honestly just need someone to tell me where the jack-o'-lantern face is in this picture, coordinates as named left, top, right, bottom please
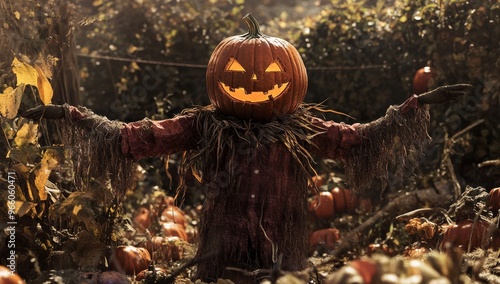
left=206, top=14, right=308, bottom=121
left=219, top=58, right=289, bottom=103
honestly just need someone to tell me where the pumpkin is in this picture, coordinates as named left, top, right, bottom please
left=133, top=206, right=152, bottom=232
left=309, top=191, right=335, bottom=219
left=309, top=228, right=341, bottom=252
left=206, top=13, right=308, bottom=121
left=367, top=243, right=395, bottom=256
left=0, top=265, right=25, bottom=284
left=331, top=187, right=360, bottom=213
left=309, top=187, right=371, bottom=219
left=440, top=219, right=500, bottom=251
left=489, top=187, right=500, bottom=215
left=412, top=66, right=436, bottom=95
left=161, top=222, right=188, bottom=242
left=159, top=206, right=187, bottom=228
left=110, top=246, right=151, bottom=276
left=96, top=271, right=131, bottom=284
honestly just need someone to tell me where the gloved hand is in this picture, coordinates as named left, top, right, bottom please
left=417, top=84, right=473, bottom=105
left=21, top=104, right=65, bottom=120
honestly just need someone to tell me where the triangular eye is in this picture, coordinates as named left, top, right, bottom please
left=225, top=58, right=245, bottom=72
left=265, top=61, right=282, bottom=72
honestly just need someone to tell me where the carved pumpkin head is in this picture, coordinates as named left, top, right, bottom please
left=206, top=14, right=308, bottom=121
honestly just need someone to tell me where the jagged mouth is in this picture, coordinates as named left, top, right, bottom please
left=218, top=81, right=289, bottom=102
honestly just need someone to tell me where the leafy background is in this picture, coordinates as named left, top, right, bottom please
left=0, top=0, right=499, bottom=282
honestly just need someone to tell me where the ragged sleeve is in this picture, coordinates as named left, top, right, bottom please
left=311, top=95, right=430, bottom=193
left=59, top=105, right=199, bottom=197
left=120, top=115, right=199, bottom=161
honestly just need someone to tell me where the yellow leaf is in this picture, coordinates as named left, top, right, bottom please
left=0, top=85, right=25, bottom=119
left=12, top=57, right=38, bottom=87
left=14, top=11, right=20, bottom=20
left=14, top=122, right=38, bottom=147
left=34, top=149, right=60, bottom=201
left=14, top=201, right=36, bottom=217
left=35, top=66, right=53, bottom=104
left=73, top=204, right=83, bottom=216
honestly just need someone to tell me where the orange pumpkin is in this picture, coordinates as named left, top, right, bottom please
left=440, top=220, right=500, bottom=251
left=0, top=265, right=25, bottom=284
left=133, top=206, right=152, bottom=232
left=309, top=191, right=335, bottom=219
left=367, top=243, right=395, bottom=256
left=331, top=187, right=360, bottom=213
left=110, top=246, right=151, bottom=275
left=489, top=187, right=500, bottom=215
left=412, top=66, right=436, bottom=95
left=162, top=222, right=188, bottom=242
left=206, top=13, right=308, bottom=121
left=309, top=228, right=341, bottom=252
left=159, top=206, right=187, bottom=228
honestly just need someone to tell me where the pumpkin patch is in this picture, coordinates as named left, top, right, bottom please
left=2, top=1, right=497, bottom=283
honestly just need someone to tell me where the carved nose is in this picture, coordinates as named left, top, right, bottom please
left=251, top=73, right=258, bottom=81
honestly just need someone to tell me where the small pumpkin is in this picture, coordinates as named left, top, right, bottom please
left=412, top=66, right=436, bottom=95
left=309, top=228, right=341, bottom=252
left=133, top=206, right=152, bottom=232
left=0, top=265, right=25, bottom=284
left=206, top=13, right=308, bottom=121
left=489, top=187, right=500, bottom=215
left=440, top=219, right=500, bottom=251
left=159, top=206, right=187, bottom=228
left=96, top=271, right=131, bottom=284
left=309, top=187, right=371, bottom=219
left=162, top=222, right=188, bottom=242
left=110, top=246, right=151, bottom=276
left=367, top=243, right=395, bottom=256
left=331, top=187, right=360, bottom=213
left=309, top=191, right=335, bottom=219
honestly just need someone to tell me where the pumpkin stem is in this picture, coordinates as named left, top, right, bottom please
left=243, top=13, right=262, bottom=38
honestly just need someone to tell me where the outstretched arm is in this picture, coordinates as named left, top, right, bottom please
left=312, top=84, right=472, bottom=194
left=22, top=104, right=199, bottom=160
left=417, top=84, right=473, bottom=105
left=22, top=104, right=199, bottom=195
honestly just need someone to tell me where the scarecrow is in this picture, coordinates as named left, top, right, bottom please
left=24, top=14, right=471, bottom=283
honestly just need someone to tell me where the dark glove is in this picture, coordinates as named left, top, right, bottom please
left=22, top=104, right=65, bottom=120
left=417, top=84, right=473, bottom=105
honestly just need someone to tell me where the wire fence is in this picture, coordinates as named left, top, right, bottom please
left=76, top=53, right=391, bottom=71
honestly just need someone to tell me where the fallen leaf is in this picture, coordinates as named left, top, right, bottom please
left=34, top=149, right=61, bottom=201
left=14, top=201, right=37, bottom=218
left=0, top=85, right=25, bottom=119
left=14, top=122, right=38, bottom=147
left=12, top=57, right=38, bottom=87
left=35, top=66, right=53, bottom=104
